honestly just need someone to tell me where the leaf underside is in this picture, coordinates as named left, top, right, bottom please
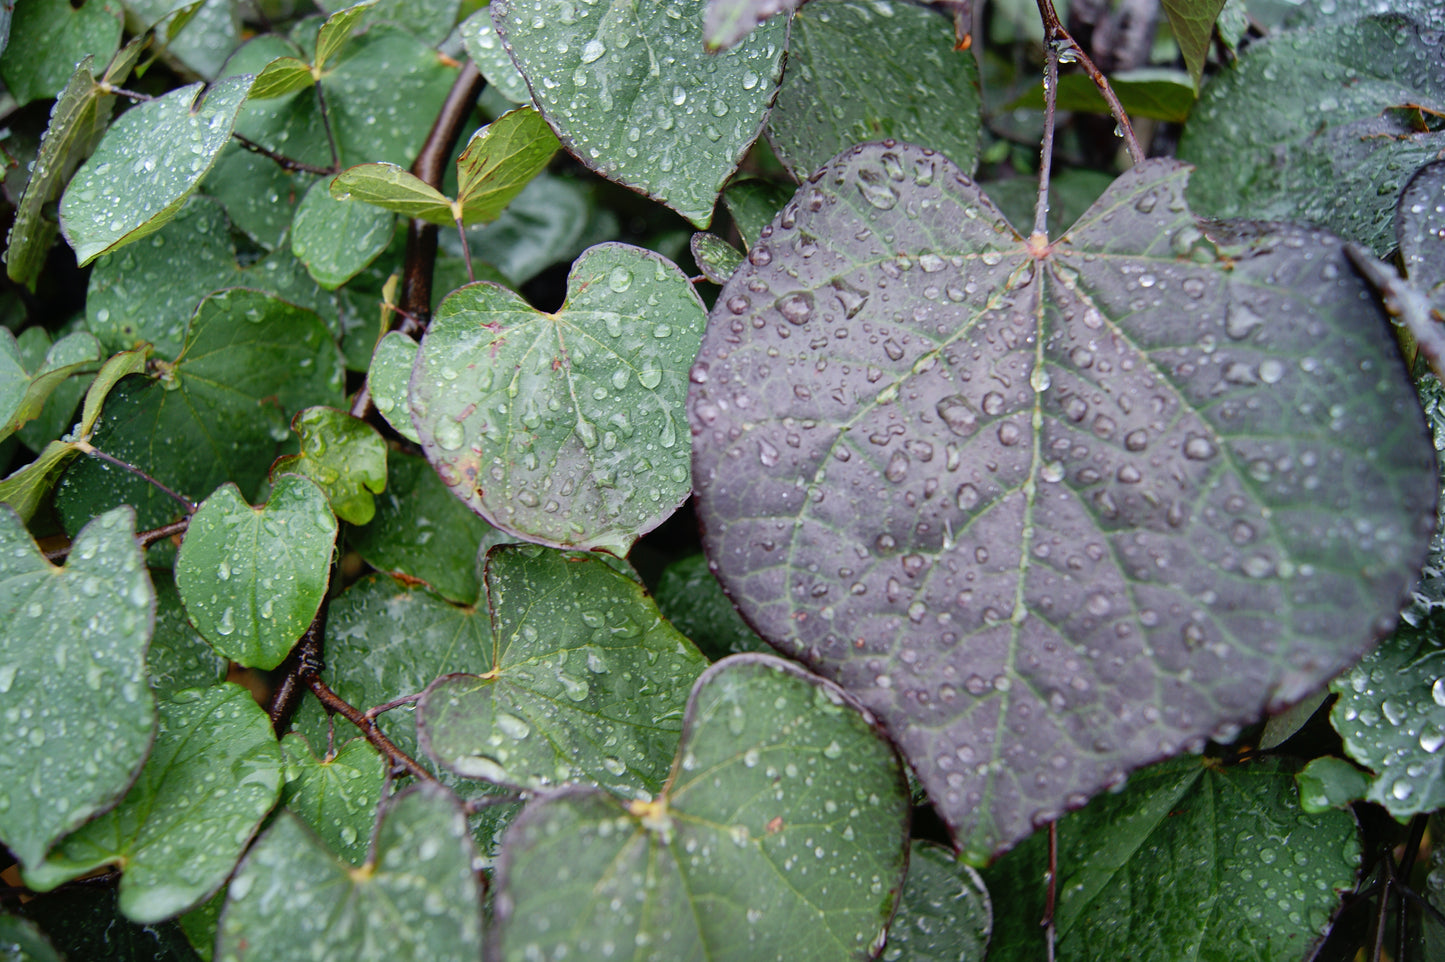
left=688, top=141, right=1437, bottom=861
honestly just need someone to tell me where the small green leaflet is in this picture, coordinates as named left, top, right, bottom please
left=0, top=329, right=101, bottom=442
left=272, top=406, right=387, bottom=525
left=1162, top=0, right=1229, bottom=92
left=290, top=179, right=393, bottom=290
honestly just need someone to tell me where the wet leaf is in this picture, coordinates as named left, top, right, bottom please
left=0, top=506, right=155, bottom=872
left=148, top=570, right=229, bottom=696
left=12, top=327, right=99, bottom=453
left=463, top=171, right=618, bottom=286
left=983, top=755, right=1360, bottom=962
left=691, top=232, right=744, bottom=284
left=216, top=783, right=484, bottom=962
left=722, top=177, right=792, bottom=248
left=280, top=733, right=385, bottom=866
left=768, top=0, right=981, bottom=180
left=1330, top=612, right=1445, bottom=816
left=128, top=0, right=240, bottom=79
left=1009, top=69, right=1199, bottom=123
left=413, top=244, right=706, bottom=555
left=176, top=475, right=337, bottom=670
left=703, top=0, right=799, bottom=50
left=0, top=0, right=121, bottom=107
left=0, top=329, right=102, bottom=442
left=1258, top=689, right=1328, bottom=750
left=314, top=0, right=378, bottom=72
left=201, top=147, right=308, bottom=251
left=317, top=0, right=460, bottom=44
left=982, top=169, right=1114, bottom=237
left=493, top=0, right=788, bottom=226
left=491, top=654, right=910, bottom=962
left=1398, top=159, right=1445, bottom=308
left=459, top=7, right=531, bottom=103
left=60, top=74, right=254, bottom=266
left=290, top=179, right=393, bottom=290
left=419, top=545, right=708, bottom=796
left=350, top=450, right=502, bottom=604
left=330, top=163, right=455, bottom=225
left=882, top=841, right=991, bottom=962
left=455, top=107, right=559, bottom=225
left=1179, top=13, right=1445, bottom=256
left=654, top=553, right=770, bottom=660
left=272, top=406, right=387, bottom=525
left=1162, top=0, right=1228, bottom=92
left=1296, top=756, right=1371, bottom=812
left=0, top=914, right=61, bottom=962
left=247, top=57, right=314, bottom=101
left=23, top=684, right=284, bottom=924
left=688, top=143, right=1437, bottom=861
left=365, top=331, right=421, bottom=442
left=56, top=288, right=344, bottom=532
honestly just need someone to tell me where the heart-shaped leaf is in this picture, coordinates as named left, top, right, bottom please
left=493, top=0, right=788, bottom=226
left=419, top=545, right=708, bottom=797
left=23, top=683, right=284, bottom=924
left=0, top=506, right=155, bottom=871
left=491, top=654, right=909, bottom=962
left=60, top=74, right=254, bottom=266
left=413, top=243, right=706, bottom=555
left=290, top=179, right=393, bottom=290
left=884, top=840, right=992, bottom=962
left=176, top=475, right=337, bottom=669
left=687, top=143, right=1437, bottom=861
left=216, top=783, right=484, bottom=962
left=272, top=406, right=387, bottom=525
left=455, top=107, right=559, bottom=225
left=280, top=733, right=385, bottom=866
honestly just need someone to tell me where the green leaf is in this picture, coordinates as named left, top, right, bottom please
left=1163, top=0, right=1228, bottom=92
left=492, top=654, right=910, bottom=962
left=690, top=231, right=743, bottom=285
left=494, top=0, right=788, bottom=226
left=1258, top=689, right=1328, bottom=750
left=330, top=162, right=456, bottom=225
left=314, top=0, right=378, bottom=73
left=419, top=545, right=708, bottom=796
left=56, top=288, right=344, bottom=532
left=0, top=0, right=122, bottom=107
left=247, top=56, right=315, bottom=100
left=688, top=145, right=1437, bottom=861
left=1010, top=68, right=1199, bottom=123
left=982, top=756, right=1360, bottom=962
left=176, top=476, right=337, bottom=670
left=350, top=450, right=502, bottom=604
left=0, top=506, right=155, bottom=871
left=1297, top=756, right=1372, bottom=813
left=272, top=406, right=387, bottom=525
left=768, top=0, right=981, bottom=179
left=1179, top=13, right=1445, bottom=256
left=60, top=74, right=254, bottom=266
left=0, top=330, right=103, bottom=442
left=722, top=177, right=791, bottom=249
left=459, top=8, right=531, bottom=103
left=654, top=553, right=769, bottom=660
left=1330, top=612, right=1445, bottom=816
left=463, top=171, right=618, bottom=286
left=129, top=0, right=241, bottom=79
left=291, top=179, right=394, bottom=290
left=884, top=841, right=992, bottom=962
left=148, top=569, right=228, bottom=696
left=217, top=783, right=484, bottom=962
left=365, top=331, right=421, bottom=443
left=22, top=684, right=284, bottom=924
left=316, top=0, right=461, bottom=44
left=982, top=169, right=1114, bottom=235
left=280, top=733, right=385, bottom=866
left=0, top=914, right=62, bottom=962
left=413, top=244, right=706, bottom=555
left=13, top=327, right=98, bottom=454
left=455, top=106, right=559, bottom=225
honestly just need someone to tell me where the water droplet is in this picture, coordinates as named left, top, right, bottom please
left=937, top=395, right=979, bottom=436
left=581, top=39, right=606, bottom=63
left=608, top=267, right=633, bottom=292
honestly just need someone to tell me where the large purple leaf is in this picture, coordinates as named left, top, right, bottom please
left=687, top=142, right=1437, bottom=861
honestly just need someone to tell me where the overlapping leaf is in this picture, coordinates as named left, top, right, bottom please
left=1162, top=0, right=1228, bottom=91
left=654, top=553, right=770, bottom=660
left=1398, top=159, right=1445, bottom=307
left=459, top=7, right=531, bottom=103
left=148, top=570, right=228, bottom=696
left=413, top=243, right=705, bottom=555
left=493, top=0, right=788, bottom=226
left=272, top=406, right=387, bottom=525
left=883, top=841, right=992, bottom=962
left=0, top=330, right=101, bottom=442
left=290, top=179, right=393, bottom=290
left=688, top=143, right=1437, bottom=861
left=280, top=733, right=385, bottom=866
left=0, top=0, right=122, bottom=106
left=0, top=507, right=155, bottom=871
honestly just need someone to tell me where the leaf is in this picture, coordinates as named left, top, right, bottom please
left=1398, top=158, right=1445, bottom=308
left=23, top=684, right=284, bottom=924
left=1162, top=0, right=1228, bottom=92
left=317, top=0, right=461, bottom=44
left=175, top=475, right=337, bottom=670
left=291, top=179, right=394, bottom=290
left=247, top=56, right=315, bottom=100
left=0, top=0, right=122, bottom=107
left=418, top=545, right=708, bottom=796
left=883, top=841, right=992, bottom=962
left=148, top=570, right=228, bottom=696
left=413, top=243, right=706, bottom=555
left=1329, top=612, right=1445, bottom=815
left=350, top=450, right=502, bottom=604
left=982, top=169, right=1114, bottom=236
left=0, top=506, right=155, bottom=871
left=1009, top=69, right=1199, bottom=123
left=216, top=783, right=484, bottom=962
left=654, top=553, right=770, bottom=659
left=459, top=7, right=531, bottom=103
left=60, top=74, right=254, bottom=266
left=1178, top=13, right=1445, bottom=256
left=331, top=163, right=455, bottom=224
left=314, top=0, right=378, bottom=73
left=272, top=406, right=387, bottom=525
left=687, top=143, right=1437, bottom=861
left=201, top=146, right=308, bottom=250
left=365, top=331, right=422, bottom=443
left=13, top=328, right=100, bottom=453
left=690, top=232, right=744, bottom=284
left=722, top=177, right=792, bottom=248
left=981, top=756, right=1361, bottom=961
left=1258, top=689, right=1328, bottom=750
left=130, top=0, right=241, bottom=79
left=455, top=106, right=559, bottom=225
left=280, top=733, right=385, bottom=866
left=768, top=0, right=981, bottom=180
left=56, top=288, right=344, bottom=532
left=464, top=171, right=618, bottom=286
left=493, top=0, right=789, bottom=226
left=1297, top=756, right=1372, bottom=813
left=703, top=0, right=800, bottom=50
left=0, top=329, right=101, bottom=442
left=0, top=914, right=62, bottom=962
left=491, top=653, right=910, bottom=962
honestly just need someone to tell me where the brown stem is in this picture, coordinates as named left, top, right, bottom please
left=308, top=677, right=435, bottom=782
left=266, top=610, right=327, bottom=736
left=43, top=516, right=191, bottom=563
left=1033, top=0, right=1145, bottom=165
left=231, top=132, right=337, bottom=176
left=314, top=81, right=342, bottom=173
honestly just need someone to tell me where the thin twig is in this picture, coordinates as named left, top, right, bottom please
left=1396, top=814, right=1429, bottom=962
left=74, top=441, right=195, bottom=512
left=314, top=81, right=342, bottom=174
left=1033, top=0, right=1144, bottom=165
left=1043, top=819, right=1059, bottom=962
left=97, top=82, right=154, bottom=102
left=1033, top=39, right=1061, bottom=240
left=455, top=218, right=476, bottom=284
left=463, top=792, right=526, bottom=814
left=267, top=611, right=326, bottom=736
left=231, top=132, right=337, bottom=176
left=309, top=677, right=436, bottom=783
left=1369, top=854, right=1393, bottom=962
left=365, top=692, right=423, bottom=721
left=43, top=516, right=192, bottom=563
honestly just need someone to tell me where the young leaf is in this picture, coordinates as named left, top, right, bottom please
left=690, top=232, right=744, bottom=284
left=884, top=841, right=992, bottom=962
left=175, top=476, right=337, bottom=670
left=458, top=7, right=532, bottom=103
left=687, top=143, right=1437, bottom=861
left=365, top=331, right=422, bottom=443
left=0, top=0, right=122, bottom=107
left=280, top=733, right=385, bottom=866
left=290, top=179, right=394, bottom=290
left=247, top=56, right=315, bottom=100
left=455, top=106, right=559, bottom=225
left=493, top=0, right=788, bottom=226
left=768, top=0, right=982, bottom=180
left=418, top=545, right=708, bottom=797
left=216, top=783, right=485, bottom=962
left=272, top=406, right=387, bottom=525
left=491, top=654, right=910, bottom=962
left=316, top=0, right=461, bottom=44
left=330, top=162, right=455, bottom=225
left=412, top=244, right=706, bottom=556
left=982, top=756, right=1361, bottom=961
left=0, top=329, right=102, bottom=442
left=22, top=684, right=284, bottom=925
left=1162, top=0, right=1228, bottom=92
left=313, top=0, right=378, bottom=73
left=60, top=74, right=254, bottom=266
left=0, top=506, right=155, bottom=872
left=704, top=0, right=800, bottom=50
